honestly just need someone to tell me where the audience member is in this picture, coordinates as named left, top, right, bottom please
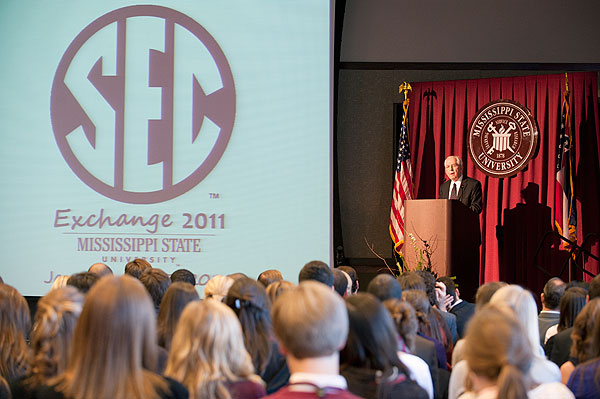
left=560, top=298, right=600, bottom=384
left=264, top=281, right=362, bottom=399
left=124, top=258, right=152, bottom=279
left=140, top=268, right=172, bottom=312
left=87, top=262, right=113, bottom=277
left=265, top=281, right=294, bottom=305
left=383, top=298, right=434, bottom=399
left=157, top=282, right=200, bottom=351
left=545, top=287, right=587, bottom=343
left=204, top=275, right=234, bottom=302
left=538, top=277, right=566, bottom=345
left=473, top=281, right=507, bottom=310
left=228, top=272, right=248, bottom=281
left=460, top=303, right=573, bottom=399
left=225, top=278, right=289, bottom=394
left=258, top=270, right=283, bottom=288
left=565, top=280, right=590, bottom=293
left=340, top=293, right=428, bottom=399
left=10, top=287, right=83, bottom=398
left=367, top=273, right=403, bottom=302
left=0, top=284, right=30, bottom=382
left=36, top=276, right=187, bottom=398
left=566, top=302, right=600, bottom=398
left=166, top=300, right=265, bottom=399
left=333, top=269, right=349, bottom=297
left=397, top=271, right=426, bottom=291
left=417, top=270, right=457, bottom=345
left=437, top=276, right=475, bottom=339
left=338, top=266, right=359, bottom=294
left=298, top=260, right=333, bottom=287
left=50, top=275, right=70, bottom=291
left=588, top=274, right=600, bottom=300
left=170, top=269, right=196, bottom=286
left=66, top=272, right=99, bottom=294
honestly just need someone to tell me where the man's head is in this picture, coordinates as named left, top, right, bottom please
left=170, top=268, right=196, bottom=286
left=88, top=263, right=113, bottom=278
left=298, top=260, right=334, bottom=287
left=332, top=269, right=349, bottom=297
left=397, top=271, right=425, bottom=292
left=338, top=266, right=359, bottom=294
left=444, top=155, right=463, bottom=182
left=367, top=273, right=403, bottom=302
left=541, top=277, right=566, bottom=310
left=271, top=281, right=348, bottom=359
left=67, top=272, right=100, bottom=294
left=437, top=276, right=457, bottom=303
left=139, top=268, right=171, bottom=311
left=124, top=258, right=152, bottom=279
left=257, top=269, right=283, bottom=288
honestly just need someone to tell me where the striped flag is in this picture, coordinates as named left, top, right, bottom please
left=390, top=87, right=414, bottom=253
left=554, top=74, right=577, bottom=248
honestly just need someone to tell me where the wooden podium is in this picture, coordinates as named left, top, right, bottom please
left=404, top=199, right=481, bottom=301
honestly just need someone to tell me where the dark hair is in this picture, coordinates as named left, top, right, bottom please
left=333, top=269, right=349, bottom=296
left=139, top=268, right=171, bottom=310
left=299, top=261, right=333, bottom=287
left=225, top=278, right=273, bottom=375
left=543, top=277, right=565, bottom=309
left=367, top=274, right=403, bottom=302
left=124, top=258, right=152, bottom=279
left=397, top=272, right=425, bottom=291
left=341, top=293, right=410, bottom=375
left=170, top=269, right=196, bottom=286
left=437, top=276, right=456, bottom=300
left=157, top=282, right=199, bottom=350
left=338, top=266, right=358, bottom=293
left=557, top=287, right=587, bottom=332
left=383, top=298, right=418, bottom=352
left=566, top=280, right=590, bottom=293
left=416, top=270, right=437, bottom=307
left=67, top=272, right=100, bottom=294
left=257, top=269, right=283, bottom=287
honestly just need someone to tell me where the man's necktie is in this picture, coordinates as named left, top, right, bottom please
left=450, top=183, right=458, bottom=200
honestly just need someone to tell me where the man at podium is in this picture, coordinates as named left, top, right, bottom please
left=439, top=156, right=482, bottom=214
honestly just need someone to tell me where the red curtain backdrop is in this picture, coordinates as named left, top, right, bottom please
left=407, top=72, right=600, bottom=293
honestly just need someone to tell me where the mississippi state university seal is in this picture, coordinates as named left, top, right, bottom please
left=468, top=99, right=538, bottom=178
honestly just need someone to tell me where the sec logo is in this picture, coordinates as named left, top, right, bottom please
left=51, top=5, right=236, bottom=203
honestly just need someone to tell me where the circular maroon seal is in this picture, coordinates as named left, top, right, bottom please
left=468, top=99, right=538, bottom=178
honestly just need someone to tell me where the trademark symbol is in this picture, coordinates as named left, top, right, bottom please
left=209, top=193, right=220, bottom=199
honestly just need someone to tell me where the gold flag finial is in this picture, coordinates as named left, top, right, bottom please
left=565, top=73, right=569, bottom=93
left=399, top=82, right=412, bottom=126
left=399, top=82, right=412, bottom=98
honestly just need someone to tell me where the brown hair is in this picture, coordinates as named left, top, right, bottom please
left=165, top=300, right=262, bottom=399
left=570, top=298, right=600, bottom=362
left=383, top=298, right=418, bottom=352
left=124, top=258, right=152, bottom=279
left=0, top=284, right=30, bottom=381
left=53, top=276, right=168, bottom=399
left=265, top=280, right=294, bottom=304
left=258, top=269, right=283, bottom=287
left=26, top=287, right=84, bottom=388
left=139, top=268, right=171, bottom=310
left=157, top=282, right=200, bottom=350
left=464, top=304, right=532, bottom=399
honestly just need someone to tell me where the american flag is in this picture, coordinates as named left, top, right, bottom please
left=390, top=102, right=414, bottom=253
left=554, top=74, right=577, bottom=249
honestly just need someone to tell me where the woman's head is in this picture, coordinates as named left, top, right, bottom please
left=157, top=282, right=200, bottom=350
left=28, top=286, right=84, bottom=387
left=341, top=293, right=404, bottom=372
left=60, top=275, right=165, bottom=398
left=383, top=298, right=418, bottom=353
left=225, top=277, right=273, bottom=375
left=571, top=298, right=600, bottom=362
left=166, top=300, right=258, bottom=399
left=204, top=275, right=234, bottom=302
left=0, top=283, right=30, bottom=381
left=464, top=304, right=533, bottom=399
left=557, top=287, right=587, bottom=332
left=265, top=280, right=294, bottom=304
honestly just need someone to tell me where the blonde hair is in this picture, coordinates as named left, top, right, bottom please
left=27, top=286, right=84, bottom=388
left=464, top=304, right=533, bottom=399
left=271, top=281, right=348, bottom=359
left=165, top=300, right=261, bottom=399
left=0, top=284, right=30, bottom=381
left=50, top=275, right=70, bottom=291
left=265, top=280, right=294, bottom=304
left=54, top=275, right=167, bottom=399
left=204, top=275, right=234, bottom=302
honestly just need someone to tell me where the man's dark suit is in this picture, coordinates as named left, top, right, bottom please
left=449, top=300, right=475, bottom=339
left=544, top=326, right=573, bottom=367
left=439, top=176, right=483, bottom=214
